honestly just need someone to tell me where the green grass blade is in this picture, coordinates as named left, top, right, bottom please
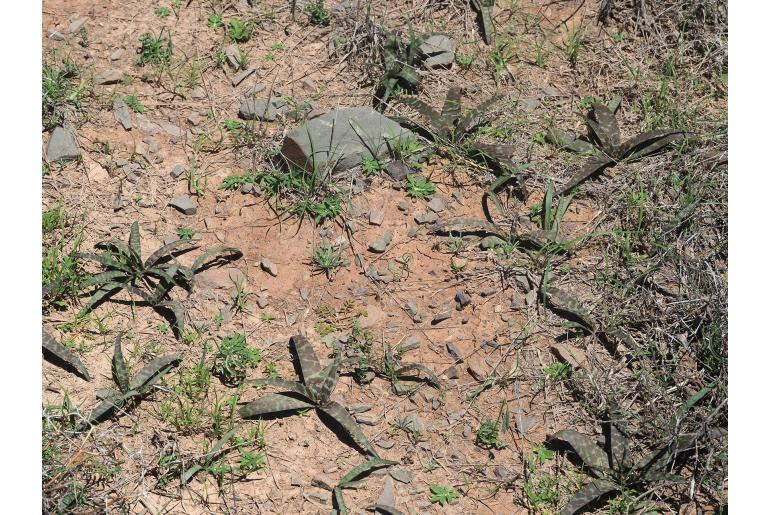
left=319, top=401, right=377, bottom=456
left=239, top=393, right=315, bottom=418
left=548, top=429, right=609, bottom=473
left=181, top=427, right=240, bottom=485
left=129, top=354, right=181, bottom=392
left=112, top=332, right=129, bottom=393
left=42, top=328, right=90, bottom=381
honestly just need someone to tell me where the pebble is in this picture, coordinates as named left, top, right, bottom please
left=369, top=207, right=385, bottom=226
left=354, top=413, right=380, bottom=426
left=480, top=287, right=496, bottom=297
left=444, top=366, right=459, bottom=379
left=463, top=423, right=472, bottom=438
left=455, top=290, right=471, bottom=309
left=306, top=491, right=331, bottom=503
left=446, top=342, right=463, bottom=362
left=427, top=197, right=445, bottom=213
left=191, top=87, right=207, bottom=99
left=452, top=191, right=465, bottom=204
left=494, top=466, right=515, bottom=481
left=299, top=287, right=310, bottom=300
left=231, top=67, right=256, bottom=86
left=431, top=309, right=452, bottom=325
left=368, top=231, right=393, bottom=253
left=48, top=30, right=66, bottom=41
left=323, top=464, right=339, bottom=474
left=68, top=18, right=85, bottom=33
left=169, top=194, right=197, bottom=215
left=481, top=235, right=506, bottom=249
left=46, top=126, right=80, bottom=162
left=291, top=473, right=302, bottom=486
left=225, top=44, right=240, bottom=69
left=244, top=83, right=266, bottom=96
left=110, top=48, right=125, bottom=61
left=405, top=299, right=418, bottom=317
left=397, top=201, right=410, bottom=213
left=95, top=69, right=122, bottom=85
left=400, top=336, right=420, bottom=352
left=414, top=212, right=439, bottom=224
left=261, top=258, right=278, bottom=277
left=256, top=294, right=270, bottom=308
left=389, top=468, right=412, bottom=484
left=377, top=477, right=396, bottom=507
left=467, top=363, right=487, bottom=381
left=516, top=415, right=538, bottom=435
left=113, top=98, right=132, bottom=130
left=347, top=403, right=372, bottom=414
left=170, top=164, right=184, bottom=178
left=311, top=474, right=334, bottom=490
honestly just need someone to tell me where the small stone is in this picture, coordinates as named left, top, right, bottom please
left=95, top=69, right=122, bottom=85
left=432, top=399, right=441, bottom=410
left=427, top=197, right=445, bottom=213
left=260, top=258, right=278, bottom=277
left=196, top=267, right=245, bottom=290
left=455, top=290, right=471, bottom=309
left=400, top=336, right=420, bottom=352
left=225, top=44, right=240, bottom=69
left=291, top=473, right=302, bottom=487
left=407, top=226, right=419, bottom=238
left=405, top=299, right=418, bottom=318
left=385, top=160, right=417, bottom=181
left=369, top=207, right=385, bottom=226
left=520, top=98, right=541, bottom=113
left=48, top=30, right=66, bottom=41
left=414, top=212, right=439, bottom=224
left=347, top=403, right=372, bottom=414
left=377, top=477, right=396, bottom=507
left=516, top=415, right=537, bottom=435
left=113, top=98, right=132, bottom=130
left=169, top=194, right=197, bottom=215
left=239, top=96, right=288, bottom=121
left=110, top=48, right=125, bottom=61
left=450, top=451, right=465, bottom=463
left=446, top=342, right=463, bottom=362
left=231, top=67, right=256, bottom=86
left=463, top=423, right=472, bottom=439
left=122, top=163, right=141, bottom=183
left=451, top=257, right=468, bottom=271
left=377, top=439, right=395, bottom=449
left=46, top=127, right=80, bottom=162
left=550, top=343, right=591, bottom=370
left=494, top=466, right=515, bottom=481
left=148, top=140, right=159, bottom=154
left=311, top=474, right=334, bottom=490
left=191, top=87, right=207, bottom=99
left=444, top=366, right=459, bottom=379
left=323, top=464, right=339, bottom=474
left=452, top=191, right=465, bottom=204
left=431, top=309, right=452, bottom=325
left=170, top=164, right=184, bottom=178
left=467, top=362, right=487, bottom=381
left=306, top=490, right=331, bottom=503
left=68, top=18, right=85, bottom=34
left=256, top=294, right=270, bottom=309
left=299, top=287, right=310, bottom=300
left=244, top=83, right=266, bottom=96
left=419, top=34, right=455, bottom=68
left=480, top=287, right=496, bottom=297
left=240, top=183, right=255, bottom=194
left=397, top=201, right=409, bottom=213
left=390, top=468, right=412, bottom=484
left=368, top=231, right=393, bottom=253
left=354, top=413, right=380, bottom=426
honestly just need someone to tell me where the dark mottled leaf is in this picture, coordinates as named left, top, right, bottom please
left=338, top=457, right=398, bottom=487
left=97, top=240, right=141, bottom=267
left=674, top=383, right=715, bottom=424
left=76, top=252, right=131, bottom=273
left=607, top=424, right=630, bottom=471
left=82, top=391, right=125, bottom=427
left=239, top=393, right=314, bottom=418
left=79, top=282, right=125, bottom=315
left=308, top=352, right=341, bottom=404
left=157, top=300, right=185, bottom=339
left=547, top=128, right=596, bottom=154
left=439, top=87, right=462, bottom=138
left=128, top=221, right=141, bottom=258
left=556, top=156, right=615, bottom=196
left=398, top=95, right=441, bottom=134
left=112, top=332, right=129, bottom=393
left=144, top=239, right=198, bottom=269
left=586, top=103, right=621, bottom=151
left=430, top=218, right=508, bottom=239
left=471, top=0, right=496, bottom=45
left=81, top=270, right=130, bottom=289
left=549, top=429, right=609, bottom=473
left=319, top=401, right=377, bottom=456
left=190, top=246, right=242, bottom=273
left=129, top=354, right=181, bottom=392
left=333, top=487, right=348, bottom=515
left=394, top=364, right=442, bottom=390
left=560, top=479, right=618, bottom=515
left=291, top=334, right=322, bottom=380
left=618, top=129, right=686, bottom=161
left=641, top=470, right=685, bottom=483
left=42, top=328, right=90, bottom=381
left=607, top=95, right=622, bottom=113
left=246, top=378, right=312, bottom=398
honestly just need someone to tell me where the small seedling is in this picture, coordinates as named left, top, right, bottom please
left=543, top=362, right=569, bottom=381
left=136, top=31, right=172, bottom=67
left=312, top=241, right=344, bottom=279
left=361, top=155, right=385, bottom=175
left=239, top=335, right=379, bottom=456
left=476, top=420, right=506, bottom=449
left=456, top=53, right=476, bottom=71
left=123, top=95, right=146, bottom=113
left=306, top=0, right=331, bottom=27
left=430, top=484, right=459, bottom=506
left=212, top=333, right=260, bottom=386
left=219, top=172, right=256, bottom=191
left=405, top=175, right=436, bottom=199
left=227, top=18, right=253, bottom=43
left=155, top=7, right=170, bottom=18
left=176, top=227, right=195, bottom=240
left=207, top=13, right=223, bottom=28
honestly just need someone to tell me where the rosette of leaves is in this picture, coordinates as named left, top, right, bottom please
left=375, top=26, right=427, bottom=108
left=43, top=327, right=90, bottom=381
left=548, top=101, right=687, bottom=195
left=80, top=333, right=180, bottom=429
left=547, top=424, right=714, bottom=514
left=239, top=335, right=378, bottom=456
left=332, top=457, right=400, bottom=514
left=78, top=221, right=241, bottom=338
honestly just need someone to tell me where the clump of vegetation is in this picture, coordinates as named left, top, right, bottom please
left=123, top=95, right=146, bottom=113
left=375, top=28, right=427, bottom=107
left=430, top=484, right=459, bottom=506
left=136, top=31, right=173, bottom=67
left=255, top=166, right=341, bottom=224
left=312, top=241, right=345, bottom=279
left=547, top=100, right=687, bottom=194
left=227, top=18, right=254, bottom=43
left=77, top=221, right=242, bottom=338
left=306, top=0, right=331, bottom=27
left=42, top=54, right=82, bottom=131
left=405, top=175, right=436, bottom=199
left=212, top=333, right=261, bottom=386
left=80, top=333, right=180, bottom=428
left=239, top=335, right=378, bottom=456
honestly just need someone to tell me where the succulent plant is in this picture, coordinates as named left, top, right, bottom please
left=548, top=101, right=687, bottom=195
left=471, top=0, right=496, bottom=45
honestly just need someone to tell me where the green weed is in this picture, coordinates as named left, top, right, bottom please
left=312, top=241, right=344, bottom=279
left=430, top=485, right=459, bottom=506
left=306, top=0, right=331, bottom=26
left=227, top=19, right=253, bottom=43
left=136, top=31, right=172, bottom=67
left=405, top=175, right=436, bottom=199
left=123, top=95, right=146, bottom=113
left=212, top=333, right=260, bottom=386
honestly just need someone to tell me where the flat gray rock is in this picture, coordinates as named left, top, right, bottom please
left=231, top=67, right=255, bottom=86
left=419, top=34, right=455, bottom=69
left=239, top=96, right=287, bottom=121
left=46, top=127, right=80, bottom=162
left=415, top=212, right=439, bottom=224
left=480, top=235, right=506, bottom=249
left=68, top=18, right=86, bottom=34
left=385, top=160, right=418, bottom=181
left=48, top=30, right=66, bottom=41
left=281, top=107, right=415, bottom=172
left=369, top=207, right=385, bottom=226
left=225, top=45, right=240, bottom=69
left=244, top=83, right=266, bottom=96
left=446, top=342, right=463, bottom=362
left=169, top=194, right=197, bottom=215
left=377, top=477, right=396, bottom=507
left=113, top=98, right=132, bottom=130
left=95, top=69, right=122, bottom=85
left=261, top=258, right=278, bottom=277
left=170, top=164, right=184, bottom=178
left=110, top=48, right=125, bottom=61
left=368, top=231, right=393, bottom=253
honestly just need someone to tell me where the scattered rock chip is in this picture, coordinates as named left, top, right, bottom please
left=390, top=468, right=412, bottom=484
left=419, top=34, right=455, bottom=68
left=46, top=127, right=80, bottom=162
left=169, top=194, right=197, bottom=215
left=95, top=69, right=122, bottom=85
left=190, top=87, right=207, bottom=99
left=400, top=336, right=420, bottom=352
left=311, top=474, right=333, bottom=490
left=444, top=366, right=459, bottom=379
left=306, top=490, right=331, bottom=503
left=231, top=67, right=256, bottom=86
left=377, top=477, right=396, bottom=507
left=170, top=164, right=184, bottom=178
left=260, top=258, right=278, bottom=277
left=113, top=98, right=132, bottom=130
left=516, top=415, right=538, bottom=435
left=446, top=342, right=463, bottom=362
left=480, top=287, right=496, bottom=297
left=346, top=403, right=372, bottom=414
left=377, top=439, right=395, bottom=449
left=225, top=45, right=240, bottom=69
left=110, top=48, right=125, bottom=61
left=427, top=197, right=445, bottom=213
left=455, top=290, right=471, bottom=309
left=386, top=160, right=417, bottom=181
left=432, top=309, right=452, bottom=325
left=256, top=294, right=270, bottom=309
left=354, top=413, right=380, bottom=426
left=415, top=212, right=439, bottom=224
left=467, top=362, right=487, bottom=381
left=244, top=83, right=266, bottom=96
left=68, top=18, right=85, bottom=34
left=48, top=30, right=66, bottom=41
left=299, top=287, right=310, bottom=300
left=550, top=343, right=591, bottom=370
left=291, top=473, right=302, bottom=487
left=369, top=207, right=385, bottom=226
left=239, top=96, right=288, bottom=121
left=368, top=231, right=393, bottom=253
